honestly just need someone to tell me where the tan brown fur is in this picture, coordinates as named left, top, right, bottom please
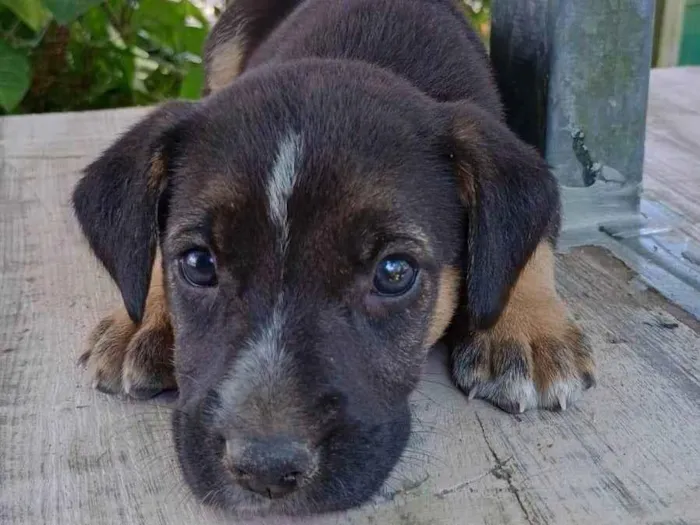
left=146, top=152, right=168, bottom=192
left=487, top=242, right=562, bottom=342
left=425, top=266, right=460, bottom=347
left=81, top=310, right=138, bottom=393
left=206, top=38, right=245, bottom=94
left=453, top=121, right=494, bottom=208
left=471, top=242, right=594, bottom=391
left=80, top=253, right=175, bottom=398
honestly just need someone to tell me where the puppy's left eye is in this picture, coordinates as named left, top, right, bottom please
left=373, top=256, right=418, bottom=296
left=180, top=249, right=217, bottom=287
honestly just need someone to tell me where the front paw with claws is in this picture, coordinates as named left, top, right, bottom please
left=78, top=261, right=175, bottom=399
left=451, top=322, right=595, bottom=413
left=448, top=242, right=595, bottom=413
left=79, top=306, right=176, bottom=399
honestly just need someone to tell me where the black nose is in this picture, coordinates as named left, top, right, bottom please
left=226, top=437, right=314, bottom=499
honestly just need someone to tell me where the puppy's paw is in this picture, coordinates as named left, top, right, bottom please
left=79, top=310, right=137, bottom=395
left=121, top=318, right=176, bottom=399
left=450, top=243, right=595, bottom=413
left=79, top=306, right=175, bottom=400
left=451, top=320, right=595, bottom=413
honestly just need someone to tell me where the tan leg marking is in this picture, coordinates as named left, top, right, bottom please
left=451, top=242, right=595, bottom=413
left=79, top=254, right=176, bottom=399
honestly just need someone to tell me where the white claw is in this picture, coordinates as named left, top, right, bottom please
left=468, top=389, right=477, bottom=401
left=91, top=379, right=99, bottom=390
left=518, top=401, right=526, bottom=414
left=558, top=394, right=567, bottom=411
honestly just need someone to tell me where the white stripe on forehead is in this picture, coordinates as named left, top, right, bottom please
left=216, top=133, right=305, bottom=419
left=267, top=131, right=303, bottom=251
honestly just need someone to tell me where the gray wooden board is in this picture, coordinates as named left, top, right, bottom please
left=1, top=68, right=700, bottom=525
left=645, top=67, right=700, bottom=230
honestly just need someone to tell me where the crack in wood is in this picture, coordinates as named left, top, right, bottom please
left=475, top=413, right=535, bottom=525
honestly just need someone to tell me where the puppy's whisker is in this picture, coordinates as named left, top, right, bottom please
left=416, top=377, right=457, bottom=390
left=201, top=487, right=224, bottom=507
left=409, top=418, right=454, bottom=439
left=171, top=480, right=200, bottom=514
left=129, top=444, right=178, bottom=465
left=409, top=429, right=451, bottom=441
left=175, top=371, right=207, bottom=390
left=115, top=416, right=172, bottom=432
left=102, top=409, right=171, bottom=428
left=401, top=448, right=447, bottom=468
left=139, top=447, right=179, bottom=464
left=131, top=430, right=177, bottom=447
left=409, top=415, right=442, bottom=430
left=410, top=388, right=449, bottom=409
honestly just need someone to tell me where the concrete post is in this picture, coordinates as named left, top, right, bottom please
left=490, top=0, right=656, bottom=240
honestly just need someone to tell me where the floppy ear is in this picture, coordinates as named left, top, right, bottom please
left=72, top=101, right=194, bottom=323
left=445, top=101, right=561, bottom=331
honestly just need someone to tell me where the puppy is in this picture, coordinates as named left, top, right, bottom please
left=73, top=0, right=595, bottom=516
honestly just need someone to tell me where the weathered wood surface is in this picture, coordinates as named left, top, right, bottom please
left=645, top=67, right=700, bottom=240
left=1, top=68, right=700, bottom=525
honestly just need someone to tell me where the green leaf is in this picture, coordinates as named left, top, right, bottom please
left=73, top=5, right=111, bottom=41
left=132, top=0, right=208, bottom=55
left=0, top=40, right=31, bottom=111
left=180, top=25, right=207, bottom=55
left=179, top=63, right=203, bottom=100
left=43, top=0, right=103, bottom=25
left=0, top=0, right=49, bottom=31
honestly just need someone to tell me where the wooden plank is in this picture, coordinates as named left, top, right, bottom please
left=644, top=67, right=700, bottom=227
left=2, top=70, right=700, bottom=524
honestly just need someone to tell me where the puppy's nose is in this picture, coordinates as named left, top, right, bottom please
left=226, top=437, right=314, bottom=499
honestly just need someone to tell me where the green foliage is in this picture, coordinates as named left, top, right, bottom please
left=0, top=0, right=491, bottom=115
left=0, top=0, right=210, bottom=114
left=0, top=39, right=31, bottom=110
left=43, top=0, right=103, bottom=25
left=0, top=0, right=50, bottom=31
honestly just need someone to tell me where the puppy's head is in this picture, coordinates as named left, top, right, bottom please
left=73, top=59, right=558, bottom=516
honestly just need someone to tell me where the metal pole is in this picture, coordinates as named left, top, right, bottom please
left=490, top=0, right=656, bottom=240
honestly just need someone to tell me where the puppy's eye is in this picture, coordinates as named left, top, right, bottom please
left=373, top=256, right=418, bottom=296
left=179, top=249, right=217, bottom=287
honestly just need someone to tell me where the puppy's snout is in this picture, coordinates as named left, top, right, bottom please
left=225, top=437, right=316, bottom=499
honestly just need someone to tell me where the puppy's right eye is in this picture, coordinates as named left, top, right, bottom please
left=179, top=249, right=217, bottom=287
left=373, top=255, right=418, bottom=297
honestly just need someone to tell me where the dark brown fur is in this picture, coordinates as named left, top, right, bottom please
left=73, top=0, right=594, bottom=517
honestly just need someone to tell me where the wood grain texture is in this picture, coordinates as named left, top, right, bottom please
left=1, top=69, right=700, bottom=525
left=644, top=67, right=700, bottom=246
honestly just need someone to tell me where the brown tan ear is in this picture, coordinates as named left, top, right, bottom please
left=72, top=101, right=194, bottom=322
left=445, top=101, right=561, bottom=330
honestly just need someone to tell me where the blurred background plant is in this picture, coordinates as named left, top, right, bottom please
left=2, top=0, right=700, bottom=116
left=0, top=0, right=215, bottom=115
left=0, top=0, right=489, bottom=115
